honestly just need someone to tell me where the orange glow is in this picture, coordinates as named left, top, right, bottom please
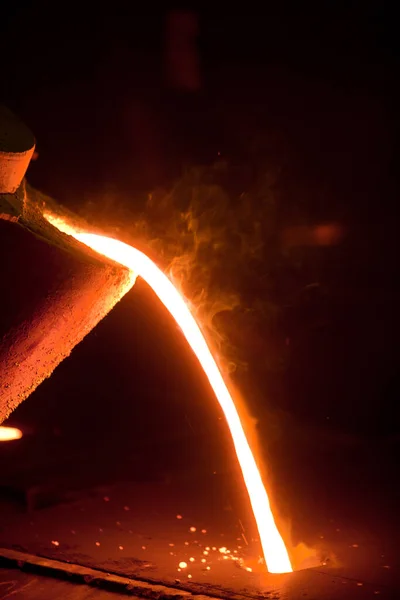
left=0, top=426, right=23, bottom=441
left=45, top=213, right=292, bottom=574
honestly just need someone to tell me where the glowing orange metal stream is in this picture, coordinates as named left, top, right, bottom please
left=45, top=213, right=292, bottom=574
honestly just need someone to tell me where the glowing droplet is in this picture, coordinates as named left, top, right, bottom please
left=51, top=540, right=59, bottom=547
left=189, top=557, right=195, bottom=562
left=95, top=542, right=100, bottom=547
left=118, top=545, right=124, bottom=550
left=169, top=543, right=175, bottom=547
left=176, top=514, right=183, bottom=519
left=246, top=567, right=253, bottom=572
left=188, top=574, right=192, bottom=579
left=206, top=566, right=211, bottom=571
left=142, top=546, right=146, bottom=550
left=184, top=542, right=189, bottom=546
left=201, top=529, right=207, bottom=534
left=189, top=527, right=196, bottom=533
left=0, top=426, right=23, bottom=441
left=219, top=547, right=227, bottom=554
left=201, top=558, right=206, bottom=563
left=203, top=550, right=209, bottom=556
left=179, top=561, right=187, bottom=569
left=205, top=546, right=210, bottom=551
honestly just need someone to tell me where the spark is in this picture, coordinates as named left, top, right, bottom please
left=45, top=213, right=293, bottom=574
left=51, top=541, right=59, bottom=547
left=189, top=557, right=195, bottom=562
left=118, top=545, right=124, bottom=550
left=176, top=515, right=183, bottom=519
left=179, top=562, right=187, bottom=569
left=95, top=542, right=100, bottom=547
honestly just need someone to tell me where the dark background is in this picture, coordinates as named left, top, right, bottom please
left=1, top=1, right=399, bottom=550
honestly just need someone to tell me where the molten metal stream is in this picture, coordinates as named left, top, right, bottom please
left=46, top=214, right=292, bottom=574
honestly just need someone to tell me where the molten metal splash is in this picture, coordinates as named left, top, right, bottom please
left=45, top=213, right=292, bottom=574
left=0, top=426, right=23, bottom=441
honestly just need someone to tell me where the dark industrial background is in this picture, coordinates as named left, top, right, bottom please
left=0, top=1, right=399, bottom=578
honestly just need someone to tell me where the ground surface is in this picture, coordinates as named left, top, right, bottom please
left=0, top=460, right=398, bottom=599
left=0, top=566, right=142, bottom=600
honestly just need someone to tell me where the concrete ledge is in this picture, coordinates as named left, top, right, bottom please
left=0, top=547, right=215, bottom=600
